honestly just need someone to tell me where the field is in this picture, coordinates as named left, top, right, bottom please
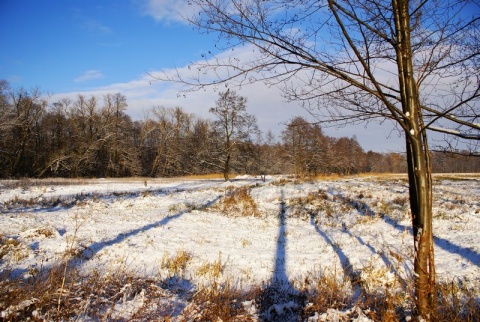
left=1, top=174, right=479, bottom=321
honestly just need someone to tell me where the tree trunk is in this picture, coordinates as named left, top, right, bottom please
left=223, top=153, right=230, bottom=181
left=11, top=129, right=29, bottom=177
left=394, top=0, right=435, bottom=317
left=406, top=135, right=435, bottom=318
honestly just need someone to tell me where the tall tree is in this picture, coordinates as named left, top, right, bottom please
left=0, top=80, right=13, bottom=177
left=0, top=83, right=47, bottom=177
left=161, top=0, right=479, bottom=317
left=101, top=93, right=140, bottom=177
left=210, top=90, right=256, bottom=180
left=188, top=118, right=216, bottom=174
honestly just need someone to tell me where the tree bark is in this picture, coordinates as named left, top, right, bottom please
left=394, top=0, right=435, bottom=317
left=406, top=134, right=435, bottom=318
left=223, top=152, right=230, bottom=181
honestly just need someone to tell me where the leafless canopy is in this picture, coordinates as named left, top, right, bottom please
left=158, top=0, right=479, bottom=154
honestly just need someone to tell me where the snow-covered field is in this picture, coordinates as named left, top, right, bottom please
left=1, top=174, right=479, bottom=320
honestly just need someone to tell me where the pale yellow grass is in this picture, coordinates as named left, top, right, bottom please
left=178, top=173, right=237, bottom=180
left=313, top=173, right=408, bottom=181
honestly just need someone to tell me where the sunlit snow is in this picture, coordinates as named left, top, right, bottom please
left=1, top=175, right=479, bottom=320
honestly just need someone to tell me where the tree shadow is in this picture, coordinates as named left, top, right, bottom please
left=1, top=187, right=176, bottom=215
left=341, top=227, right=409, bottom=288
left=256, top=189, right=306, bottom=321
left=333, top=190, right=480, bottom=267
left=78, top=196, right=222, bottom=266
left=309, top=216, right=366, bottom=300
left=6, top=196, right=222, bottom=279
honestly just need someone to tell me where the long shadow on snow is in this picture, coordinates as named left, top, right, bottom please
left=341, top=227, right=409, bottom=288
left=1, top=178, right=260, bottom=215
left=4, top=196, right=222, bottom=279
left=77, top=195, right=222, bottom=267
left=256, top=189, right=306, bottom=321
left=309, top=216, right=368, bottom=300
left=1, top=187, right=185, bottom=215
left=332, top=190, right=480, bottom=267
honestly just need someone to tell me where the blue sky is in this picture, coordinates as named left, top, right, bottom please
left=0, top=0, right=211, bottom=92
left=0, top=0, right=406, bottom=152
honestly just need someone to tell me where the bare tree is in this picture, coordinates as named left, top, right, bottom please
left=331, top=136, right=366, bottom=175
left=37, top=98, right=72, bottom=177
left=210, top=90, right=256, bottom=180
left=146, top=106, right=187, bottom=176
left=0, top=83, right=47, bottom=177
left=159, top=0, right=479, bottom=317
left=0, top=80, right=13, bottom=177
left=257, top=130, right=281, bottom=179
left=188, top=117, right=216, bottom=174
left=100, top=93, right=140, bottom=177
left=282, top=117, right=332, bottom=177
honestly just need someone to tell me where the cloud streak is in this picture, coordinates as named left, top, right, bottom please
left=83, top=20, right=113, bottom=34
left=139, top=0, right=198, bottom=24
left=74, top=70, right=104, bottom=83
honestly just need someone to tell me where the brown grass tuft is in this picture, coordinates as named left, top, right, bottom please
left=183, top=281, right=253, bottom=321
left=161, top=250, right=192, bottom=276
left=220, top=186, right=260, bottom=217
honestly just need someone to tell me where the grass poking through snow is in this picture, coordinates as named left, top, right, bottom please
left=1, top=262, right=478, bottom=321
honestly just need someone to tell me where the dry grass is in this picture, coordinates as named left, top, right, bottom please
left=0, top=264, right=179, bottom=321
left=0, top=260, right=478, bottom=321
left=219, top=186, right=260, bottom=217
left=161, top=250, right=192, bottom=277
left=312, top=173, right=345, bottom=181
left=301, top=271, right=355, bottom=317
left=0, top=178, right=95, bottom=190
left=433, top=173, right=480, bottom=181
left=179, top=173, right=237, bottom=180
left=288, top=190, right=334, bottom=220
left=183, top=281, right=254, bottom=321
left=269, top=177, right=296, bottom=186
left=196, top=253, right=225, bottom=280
left=0, top=234, right=21, bottom=260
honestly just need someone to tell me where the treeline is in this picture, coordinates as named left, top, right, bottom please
left=0, top=82, right=477, bottom=178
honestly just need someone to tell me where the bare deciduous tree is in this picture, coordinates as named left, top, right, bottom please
left=0, top=84, right=47, bottom=177
left=101, top=93, right=141, bottom=177
left=282, top=117, right=329, bottom=178
left=159, top=0, right=479, bottom=317
left=210, top=90, right=257, bottom=181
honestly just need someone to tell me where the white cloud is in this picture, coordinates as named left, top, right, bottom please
left=74, top=70, right=104, bottom=83
left=139, top=0, right=199, bottom=23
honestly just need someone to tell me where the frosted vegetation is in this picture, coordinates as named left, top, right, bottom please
left=1, top=174, right=479, bottom=320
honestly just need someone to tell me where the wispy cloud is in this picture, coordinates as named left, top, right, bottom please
left=139, top=0, right=199, bottom=23
left=74, top=70, right=104, bottom=83
left=83, top=20, right=113, bottom=34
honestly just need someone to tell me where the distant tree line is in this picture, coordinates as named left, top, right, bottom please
left=0, top=81, right=477, bottom=179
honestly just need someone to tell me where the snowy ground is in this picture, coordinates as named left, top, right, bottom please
left=1, top=174, right=479, bottom=320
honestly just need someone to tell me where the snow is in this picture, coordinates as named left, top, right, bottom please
left=1, top=175, right=479, bottom=320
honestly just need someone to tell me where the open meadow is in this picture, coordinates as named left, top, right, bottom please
left=1, top=174, right=479, bottom=321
